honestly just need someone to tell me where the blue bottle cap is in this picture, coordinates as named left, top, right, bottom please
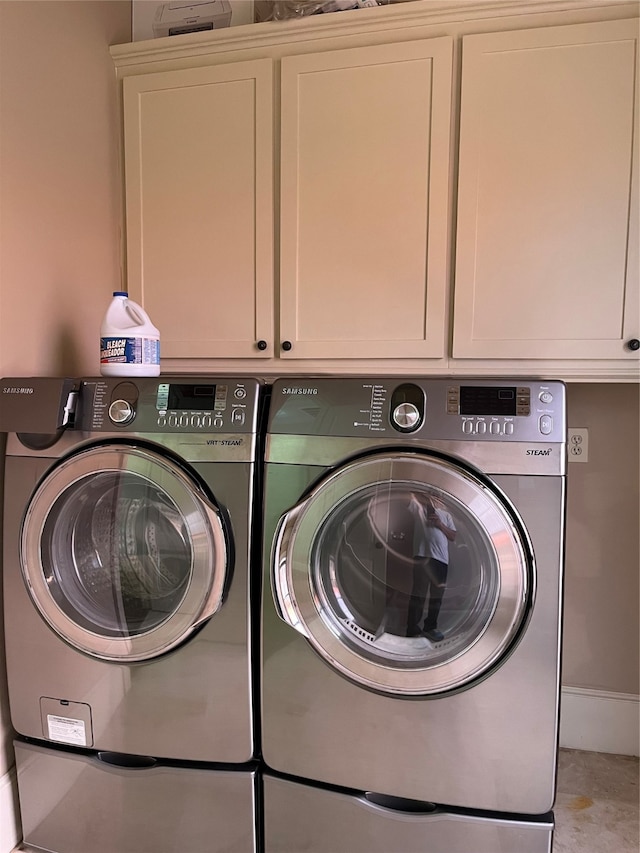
left=113, top=291, right=128, bottom=297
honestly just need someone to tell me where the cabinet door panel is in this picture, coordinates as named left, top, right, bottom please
left=454, top=19, right=639, bottom=360
left=280, top=39, right=453, bottom=359
left=123, top=61, right=273, bottom=358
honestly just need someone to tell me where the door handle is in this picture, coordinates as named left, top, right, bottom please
left=271, top=506, right=309, bottom=638
left=191, top=496, right=228, bottom=628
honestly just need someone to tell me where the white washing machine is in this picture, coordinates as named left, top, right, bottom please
left=2, top=375, right=263, bottom=852
left=261, top=377, right=566, bottom=852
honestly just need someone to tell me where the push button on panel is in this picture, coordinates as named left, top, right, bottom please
left=539, top=391, right=553, bottom=404
left=516, top=387, right=531, bottom=416
left=539, top=415, right=553, bottom=435
left=447, top=385, right=459, bottom=414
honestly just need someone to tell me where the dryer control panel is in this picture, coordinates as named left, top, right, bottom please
left=441, top=383, right=555, bottom=439
left=269, top=377, right=565, bottom=444
left=388, top=381, right=564, bottom=441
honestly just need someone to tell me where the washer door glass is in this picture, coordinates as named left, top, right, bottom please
left=273, top=452, right=532, bottom=696
left=21, top=444, right=228, bottom=662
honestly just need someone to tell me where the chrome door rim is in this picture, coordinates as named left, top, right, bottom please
left=21, top=444, right=227, bottom=662
left=273, top=451, right=532, bottom=696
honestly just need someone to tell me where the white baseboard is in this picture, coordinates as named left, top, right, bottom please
left=0, top=765, right=20, bottom=853
left=560, top=686, right=640, bottom=756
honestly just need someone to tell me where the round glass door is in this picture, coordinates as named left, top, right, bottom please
left=21, top=444, right=228, bottom=661
left=273, top=451, right=533, bottom=695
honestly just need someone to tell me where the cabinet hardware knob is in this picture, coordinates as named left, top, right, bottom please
left=256, top=340, right=268, bottom=351
left=281, top=340, right=292, bottom=351
left=626, top=339, right=640, bottom=351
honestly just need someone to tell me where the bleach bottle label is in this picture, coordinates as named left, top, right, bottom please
left=100, top=336, right=160, bottom=367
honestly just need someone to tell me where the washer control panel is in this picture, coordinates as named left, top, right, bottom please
left=81, top=377, right=261, bottom=434
left=154, top=381, right=249, bottom=429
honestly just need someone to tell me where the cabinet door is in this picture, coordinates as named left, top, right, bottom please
left=453, top=19, right=639, bottom=360
left=279, top=38, right=453, bottom=360
left=123, top=61, right=274, bottom=358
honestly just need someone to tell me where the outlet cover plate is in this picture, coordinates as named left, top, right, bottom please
left=568, top=428, right=589, bottom=463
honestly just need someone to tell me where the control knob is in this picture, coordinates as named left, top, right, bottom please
left=392, top=402, right=421, bottom=431
left=109, top=399, right=135, bottom=425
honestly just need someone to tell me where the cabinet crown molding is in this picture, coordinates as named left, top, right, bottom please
left=111, top=0, right=638, bottom=66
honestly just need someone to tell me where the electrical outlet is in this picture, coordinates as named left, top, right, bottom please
left=568, top=428, right=589, bottom=463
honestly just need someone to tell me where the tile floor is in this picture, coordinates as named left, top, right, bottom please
left=554, top=748, right=639, bottom=852
left=13, top=748, right=639, bottom=852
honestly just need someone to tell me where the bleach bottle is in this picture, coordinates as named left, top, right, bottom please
left=100, top=291, right=161, bottom=377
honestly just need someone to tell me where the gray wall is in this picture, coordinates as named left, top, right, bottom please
left=563, top=383, right=640, bottom=695
left=0, top=1, right=132, bottom=836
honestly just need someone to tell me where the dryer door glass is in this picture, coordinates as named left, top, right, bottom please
left=21, top=444, right=227, bottom=661
left=273, top=451, right=532, bottom=695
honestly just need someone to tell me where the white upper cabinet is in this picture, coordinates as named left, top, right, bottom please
left=278, top=38, right=453, bottom=360
left=453, top=19, right=639, bottom=361
left=113, top=1, right=640, bottom=377
left=123, top=60, right=274, bottom=358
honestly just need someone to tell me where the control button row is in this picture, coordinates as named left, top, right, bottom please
left=461, top=416, right=553, bottom=435
left=462, top=420, right=514, bottom=435
left=157, top=415, right=223, bottom=428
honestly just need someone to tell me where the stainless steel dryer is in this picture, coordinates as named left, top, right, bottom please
left=2, top=375, right=263, bottom=852
left=261, top=377, right=566, bottom=852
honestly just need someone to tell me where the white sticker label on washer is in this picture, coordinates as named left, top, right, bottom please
left=47, top=714, right=87, bottom=746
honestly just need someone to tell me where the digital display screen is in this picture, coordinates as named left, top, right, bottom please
left=167, top=384, right=220, bottom=411
left=460, top=386, right=517, bottom=416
